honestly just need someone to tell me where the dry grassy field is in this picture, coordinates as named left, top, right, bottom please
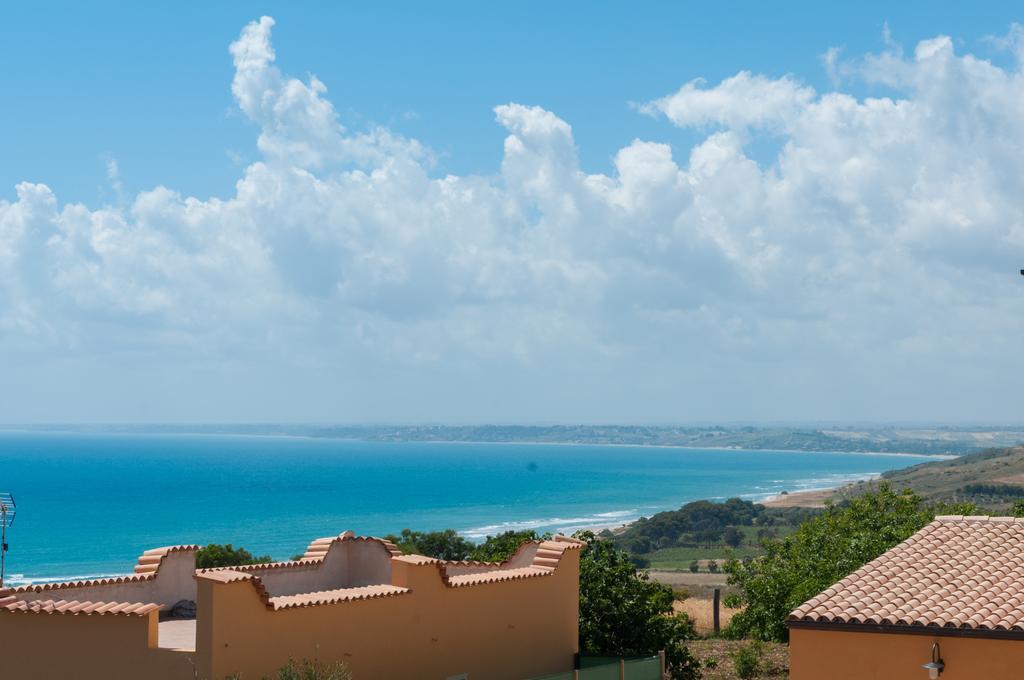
left=672, top=597, right=741, bottom=636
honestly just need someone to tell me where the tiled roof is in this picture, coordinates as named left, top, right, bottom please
left=269, top=584, right=409, bottom=610
left=445, top=566, right=552, bottom=587
left=0, top=592, right=160, bottom=617
left=789, top=516, right=1024, bottom=634
left=393, top=554, right=441, bottom=566
left=196, top=569, right=256, bottom=585
left=196, top=569, right=274, bottom=607
left=195, top=569, right=408, bottom=610
left=9, top=545, right=199, bottom=595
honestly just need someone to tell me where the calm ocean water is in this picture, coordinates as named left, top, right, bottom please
left=0, top=432, right=934, bottom=583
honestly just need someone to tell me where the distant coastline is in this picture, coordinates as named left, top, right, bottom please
left=3, top=422, right=1016, bottom=457
left=359, top=438, right=962, bottom=459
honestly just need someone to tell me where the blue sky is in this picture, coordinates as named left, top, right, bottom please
left=4, top=1, right=1019, bottom=204
left=1, top=3, right=1023, bottom=423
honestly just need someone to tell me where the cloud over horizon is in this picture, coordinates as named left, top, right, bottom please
left=1, top=17, right=1022, bottom=423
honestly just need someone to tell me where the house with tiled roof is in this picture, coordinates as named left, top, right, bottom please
left=0, top=530, right=585, bottom=680
left=788, top=515, right=1024, bottom=680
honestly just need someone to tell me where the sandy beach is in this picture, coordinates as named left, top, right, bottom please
left=760, top=486, right=843, bottom=507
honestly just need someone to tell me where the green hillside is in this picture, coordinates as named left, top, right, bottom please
left=842, top=446, right=1024, bottom=510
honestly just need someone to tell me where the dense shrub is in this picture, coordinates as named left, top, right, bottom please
left=615, top=498, right=821, bottom=554
left=386, top=528, right=552, bottom=562
left=577, top=532, right=700, bottom=680
left=384, top=528, right=474, bottom=560
left=468, top=529, right=550, bottom=561
left=195, top=544, right=272, bottom=569
left=960, top=483, right=1024, bottom=498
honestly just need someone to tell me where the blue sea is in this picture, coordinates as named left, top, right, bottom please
left=0, top=432, right=935, bottom=584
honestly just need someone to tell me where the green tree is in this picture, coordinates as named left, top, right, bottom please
left=724, top=483, right=933, bottom=641
left=385, top=528, right=474, bottom=560
left=723, top=526, right=743, bottom=549
left=576, top=532, right=700, bottom=680
left=688, top=560, right=700, bottom=573
left=468, top=530, right=550, bottom=562
left=195, top=544, right=272, bottom=569
left=1012, top=499, right=1024, bottom=517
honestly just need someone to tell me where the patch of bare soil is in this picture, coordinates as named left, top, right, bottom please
left=687, top=639, right=789, bottom=679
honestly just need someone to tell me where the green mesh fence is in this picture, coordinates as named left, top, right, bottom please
left=623, top=657, right=661, bottom=678
left=529, top=655, right=661, bottom=680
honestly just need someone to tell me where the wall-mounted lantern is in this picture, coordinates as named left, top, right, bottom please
left=922, top=642, right=944, bottom=679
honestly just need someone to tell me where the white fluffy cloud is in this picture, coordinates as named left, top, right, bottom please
left=2, top=18, right=1023, bottom=422
left=640, top=71, right=815, bottom=132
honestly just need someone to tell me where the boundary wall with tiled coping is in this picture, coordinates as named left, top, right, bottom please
left=0, top=533, right=583, bottom=680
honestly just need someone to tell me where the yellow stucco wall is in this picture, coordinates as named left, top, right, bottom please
left=0, top=544, right=580, bottom=680
left=790, top=627, right=1024, bottom=680
left=198, top=550, right=581, bottom=680
left=0, top=609, right=195, bottom=680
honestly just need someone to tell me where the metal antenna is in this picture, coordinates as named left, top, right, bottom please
left=0, top=492, right=15, bottom=588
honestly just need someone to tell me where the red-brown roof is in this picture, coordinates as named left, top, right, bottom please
left=270, top=584, right=409, bottom=610
left=0, top=594, right=160, bottom=617
left=445, top=566, right=551, bottom=587
left=789, top=516, right=1024, bottom=633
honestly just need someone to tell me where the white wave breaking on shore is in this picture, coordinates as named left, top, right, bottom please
left=461, top=509, right=641, bottom=540
left=2, top=572, right=129, bottom=588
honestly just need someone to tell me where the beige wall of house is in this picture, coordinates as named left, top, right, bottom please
left=790, top=627, right=1024, bottom=680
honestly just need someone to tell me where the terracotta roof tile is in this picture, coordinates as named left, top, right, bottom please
left=269, top=585, right=409, bottom=610
left=789, top=516, right=1024, bottom=633
left=393, top=554, right=442, bottom=566
left=0, top=597, right=160, bottom=617
left=195, top=569, right=254, bottom=585
left=196, top=570, right=408, bottom=610
left=445, top=566, right=553, bottom=587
